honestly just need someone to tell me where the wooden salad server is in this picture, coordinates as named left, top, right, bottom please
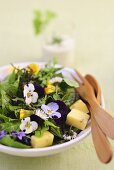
left=85, top=74, right=113, bottom=163
left=72, top=70, right=114, bottom=140
left=85, top=74, right=101, bottom=104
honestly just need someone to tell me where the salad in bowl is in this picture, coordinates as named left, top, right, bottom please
left=0, top=62, right=90, bottom=155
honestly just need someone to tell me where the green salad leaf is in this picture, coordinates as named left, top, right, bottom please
left=0, top=135, right=30, bottom=149
left=35, top=126, right=49, bottom=138
left=45, top=120, right=62, bottom=138
left=63, top=78, right=79, bottom=88
left=0, top=121, right=20, bottom=133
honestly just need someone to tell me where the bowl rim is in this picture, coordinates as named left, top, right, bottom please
left=0, top=62, right=105, bottom=157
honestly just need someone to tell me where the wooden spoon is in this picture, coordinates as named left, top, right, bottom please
left=85, top=74, right=113, bottom=163
left=72, top=70, right=114, bottom=140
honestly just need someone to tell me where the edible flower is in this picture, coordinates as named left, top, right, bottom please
left=30, top=114, right=44, bottom=126
left=52, top=100, right=69, bottom=128
left=28, top=63, right=40, bottom=74
left=41, top=102, right=61, bottom=119
left=34, top=83, right=45, bottom=98
left=20, top=117, right=38, bottom=134
left=50, top=77, right=63, bottom=84
left=0, top=130, right=7, bottom=139
left=35, top=109, right=49, bottom=120
left=19, top=109, right=32, bottom=119
left=19, top=109, right=27, bottom=119
left=44, top=82, right=55, bottom=94
left=63, top=130, right=77, bottom=141
left=23, top=83, right=38, bottom=105
left=12, top=131, right=26, bottom=140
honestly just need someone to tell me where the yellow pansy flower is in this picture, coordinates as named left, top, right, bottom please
left=45, top=82, right=56, bottom=94
left=20, top=109, right=27, bottom=119
left=19, top=109, right=32, bottom=119
left=28, top=63, right=40, bottom=74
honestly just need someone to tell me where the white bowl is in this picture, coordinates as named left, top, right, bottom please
left=0, top=62, right=105, bottom=157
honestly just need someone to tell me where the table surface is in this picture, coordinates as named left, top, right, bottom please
left=0, top=0, right=114, bottom=170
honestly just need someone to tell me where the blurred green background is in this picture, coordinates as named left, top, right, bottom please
left=0, top=0, right=114, bottom=66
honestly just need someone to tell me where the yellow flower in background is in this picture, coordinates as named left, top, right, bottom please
left=28, top=63, right=40, bottom=74
left=45, top=82, right=56, bottom=94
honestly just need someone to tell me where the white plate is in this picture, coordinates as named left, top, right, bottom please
left=0, top=62, right=105, bottom=157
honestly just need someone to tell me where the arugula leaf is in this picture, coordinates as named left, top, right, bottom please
left=7, top=105, right=22, bottom=112
left=62, top=88, right=79, bottom=106
left=35, top=126, right=49, bottom=137
left=44, top=120, right=58, bottom=128
left=0, top=121, right=20, bottom=133
left=45, top=120, right=62, bottom=138
left=0, top=113, right=17, bottom=122
left=12, top=97, right=24, bottom=102
left=53, top=93, right=61, bottom=100
left=50, top=126, right=62, bottom=138
left=5, top=70, right=17, bottom=84
left=0, top=88, right=22, bottom=117
left=1, top=74, right=20, bottom=97
left=0, top=135, right=30, bottom=149
left=1, top=90, right=11, bottom=114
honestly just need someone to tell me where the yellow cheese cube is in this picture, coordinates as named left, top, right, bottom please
left=66, top=109, right=90, bottom=130
left=31, top=131, right=54, bottom=148
left=70, top=99, right=89, bottom=114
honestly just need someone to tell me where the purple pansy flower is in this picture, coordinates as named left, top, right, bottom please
left=0, top=130, right=7, bottom=139
left=34, top=83, right=45, bottom=98
left=30, top=114, right=44, bottom=127
left=53, top=100, right=70, bottom=129
left=41, top=102, right=61, bottom=119
left=12, top=131, right=26, bottom=140
left=55, top=100, right=69, bottom=116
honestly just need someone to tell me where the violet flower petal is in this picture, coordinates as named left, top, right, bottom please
left=47, top=102, right=59, bottom=112
left=53, top=100, right=70, bottom=129
left=41, top=104, right=49, bottom=114
left=17, top=131, right=26, bottom=140
left=0, top=130, right=7, bottom=139
left=21, top=136, right=31, bottom=146
left=49, top=112, right=61, bottom=119
left=55, top=100, right=69, bottom=116
left=12, top=131, right=26, bottom=140
left=12, top=132, right=17, bottom=138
